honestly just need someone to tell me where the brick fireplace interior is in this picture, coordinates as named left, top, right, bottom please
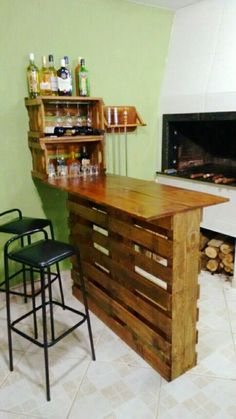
left=160, top=112, right=236, bottom=186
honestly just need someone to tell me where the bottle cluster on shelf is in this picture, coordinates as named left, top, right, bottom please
left=48, top=145, right=99, bottom=179
left=27, top=53, right=90, bottom=99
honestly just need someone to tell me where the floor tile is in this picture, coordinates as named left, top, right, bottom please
left=0, top=412, right=39, bottom=419
left=68, top=360, right=161, bottom=419
left=192, top=329, right=236, bottom=378
left=157, top=374, right=236, bottom=419
left=225, top=300, right=236, bottom=333
left=95, top=327, right=150, bottom=368
left=0, top=349, right=90, bottom=418
left=197, top=296, right=230, bottom=331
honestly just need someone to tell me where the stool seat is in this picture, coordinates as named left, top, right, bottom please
left=9, top=240, right=75, bottom=268
left=0, top=217, right=52, bottom=235
left=0, top=211, right=65, bottom=305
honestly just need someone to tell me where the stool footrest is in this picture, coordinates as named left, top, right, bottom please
left=0, top=270, right=59, bottom=298
left=10, top=300, right=87, bottom=348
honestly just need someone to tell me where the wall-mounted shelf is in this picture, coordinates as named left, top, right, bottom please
left=25, top=96, right=105, bottom=180
left=103, top=106, right=146, bottom=132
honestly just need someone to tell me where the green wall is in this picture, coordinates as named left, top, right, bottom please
left=0, top=0, right=173, bottom=270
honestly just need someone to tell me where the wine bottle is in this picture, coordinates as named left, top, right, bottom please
left=39, top=56, right=52, bottom=95
left=80, top=145, right=90, bottom=166
left=64, top=56, right=73, bottom=94
left=74, top=56, right=82, bottom=96
left=57, top=58, right=72, bottom=96
left=78, top=59, right=90, bottom=97
left=48, top=54, right=58, bottom=96
left=27, top=53, right=40, bottom=98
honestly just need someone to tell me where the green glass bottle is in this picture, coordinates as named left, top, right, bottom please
left=27, top=53, right=40, bottom=98
left=78, top=59, right=90, bottom=97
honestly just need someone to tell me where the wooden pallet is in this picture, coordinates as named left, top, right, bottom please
left=67, top=193, right=201, bottom=381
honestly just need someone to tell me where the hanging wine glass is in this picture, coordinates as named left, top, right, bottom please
left=64, top=102, right=73, bottom=127
left=75, top=103, right=83, bottom=127
left=86, top=104, right=92, bottom=127
left=55, top=103, right=62, bottom=127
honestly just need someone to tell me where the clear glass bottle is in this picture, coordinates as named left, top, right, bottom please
left=48, top=54, right=58, bottom=96
left=39, top=56, right=52, bottom=95
left=27, top=53, right=40, bottom=98
left=79, top=59, right=90, bottom=97
left=57, top=58, right=72, bottom=96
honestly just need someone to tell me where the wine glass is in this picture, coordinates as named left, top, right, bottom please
left=75, top=103, right=83, bottom=127
left=64, top=103, right=73, bottom=127
left=55, top=103, right=62, bottom=127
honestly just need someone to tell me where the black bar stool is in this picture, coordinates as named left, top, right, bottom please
left=0, top=208, right=64, bottom=307
left=4, top=228, right=95, bottom=401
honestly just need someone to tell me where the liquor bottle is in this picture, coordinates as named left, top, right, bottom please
left=64, top=56, right=73, bottom=94
left=48, top=54, right=58, bottom=96
left=39, top=56, right=52, bottom=95
left=57, top=58, right=72, bottom=96
left=74, top=56, right=82, bottom=96
left=78, top=59, right=90, bottom=97
left=27, top=53, right=40, bottom=98
left=67, top=147, right=80, bottom=176
left=80, top=145, right=90, bottom=166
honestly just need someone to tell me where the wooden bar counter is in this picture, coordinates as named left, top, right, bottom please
left=45, top=174, right=227, bottom=381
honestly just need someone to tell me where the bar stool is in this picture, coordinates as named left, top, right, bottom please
left=0, top=208, right=64, bottom=306
left=4, top=228, right=95, bottom=401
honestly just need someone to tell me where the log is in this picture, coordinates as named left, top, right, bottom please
left=206, top=258, right=219, bottom=272
left=200, top=234, right=209, bottom=250
left=220, top=243, right=234, bottom=255
left=207, top=238, right=224, bottom=248
left=222, top=253, right=234, bottom=267
left=205, top=246, right=218, bottom=259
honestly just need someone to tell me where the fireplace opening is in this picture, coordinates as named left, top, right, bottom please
left=160, top=112, right=236, bottom=186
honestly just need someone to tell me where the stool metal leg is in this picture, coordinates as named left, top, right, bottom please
left=28, top=235, right=38, bottom=340
left=47, top=267, right=55, bottom=342
left=40, top=268, right=51, bottom=402
left=77, top=253, right=96, bottom=361
left=49, top=222, right=65, bottom=307
left=21, top=237, right=27, bottom=304
left=4, top=248, right=13, bottom=371
left=30, top=267, right=38, bottom=340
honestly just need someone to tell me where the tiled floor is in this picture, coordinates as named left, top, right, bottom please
left=0, top=270, right=236, bottom=418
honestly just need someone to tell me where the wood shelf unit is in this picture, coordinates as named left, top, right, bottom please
left=25, top=96, right=105, bottom=179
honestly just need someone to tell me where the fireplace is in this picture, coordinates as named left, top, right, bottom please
left=160, top=112, right=236, bottom=186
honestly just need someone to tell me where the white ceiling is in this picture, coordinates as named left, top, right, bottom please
left=127, top=0, right=204, bottom=10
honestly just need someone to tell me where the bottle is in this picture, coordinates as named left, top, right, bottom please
left=39, top=56, right=52, bottom=95
left=80, top=145, right=90, bottom=167
left=74, top=56, right=82, bottom=96
left=67, top=147, right=80, bottom=176
left=78, top=59, right=90, bottom=97
left=57, top=58, right=72, bottom=96
left=64, top=56, right=73, bottom=94
left=27, top=53, right=40, bottom=98
left=48, top=54, right=58, bottom=96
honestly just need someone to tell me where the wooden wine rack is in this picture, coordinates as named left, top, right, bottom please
left=25, top=96, right=105, bottom=179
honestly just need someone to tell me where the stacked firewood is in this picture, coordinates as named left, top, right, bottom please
left=200, top=233, right=234, bottom=276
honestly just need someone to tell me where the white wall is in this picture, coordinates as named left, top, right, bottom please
left=158, top=0, right=236, bottom=243
left=160, top=0, right=236, bottom=116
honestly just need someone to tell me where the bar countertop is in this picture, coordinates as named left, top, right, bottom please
left=44, top=174, right=228, bottom=221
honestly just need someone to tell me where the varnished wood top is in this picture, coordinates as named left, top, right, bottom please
left=44, top=174, right=228, bottom=221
